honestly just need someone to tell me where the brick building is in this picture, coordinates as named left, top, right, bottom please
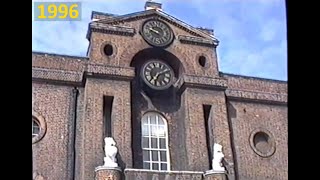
left=32, top=1, right=288, bottom=180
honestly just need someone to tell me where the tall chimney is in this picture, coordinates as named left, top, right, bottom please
left=144, top=0, right=162, bottom=11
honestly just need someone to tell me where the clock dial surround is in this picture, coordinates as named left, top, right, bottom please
left=141, top=60, right=174, bottom=90
left=141, top=19, right=174, bottom=47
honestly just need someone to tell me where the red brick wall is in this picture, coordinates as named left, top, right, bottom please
left=227, top=101, right=288, bottom=180
left=88, top=18, right=219, bottom=77
left=181, top=88, right=234, bottom=171
left=32, top=82, right=75, bottom=180
left=77, top=78, right=132, bottom=180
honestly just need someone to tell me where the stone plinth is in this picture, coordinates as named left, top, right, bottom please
left=95, top=166, right=122, bottom=180
left=203, top=170, right=227, bottom=180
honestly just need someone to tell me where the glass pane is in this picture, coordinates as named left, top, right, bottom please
left=152, top=151, right=158, bottom=161
left=142, top=137, right=149, bottom=148
left=159, top=138, right=166, bottom=149
left=32, top=120, right=40, bottom=135
left=142, top=118, right=149, bottom=125
left=150, top=115, right=156, bottom=124
left=160, top=151, right=167, bottom=161
left=151, top=138, right=158, bottom=148
left=143, top=162, right=150, bottom=169
left=161, top=163, right=167, bottom=170
left=33, top=126, right=40, bottom=134
left=150, top=125, right=158, bottom=137
left=157, top=126, right=165, bottom=137
left=152, top=163, right=159, bottom=171
left=158, top=116, right=164, bottom=125
left=143, top=150, right=150, bottom=161
left=142, top=124, right=149, bottom=136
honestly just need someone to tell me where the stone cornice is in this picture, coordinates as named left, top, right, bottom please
left=32, top=64, right=136, bottom=85
left=32, top=68, right=83, bottom=85
left=32, top=57, right=287, bottom=105
left=86, top=64, right=135, bottom=80
left=183, top=75, right=228, bottom=89
left=87, top=22, right=136, bottom=40
left=178, top=35, right=219, bottom=47
left=225, top=89, right=287, bottom=105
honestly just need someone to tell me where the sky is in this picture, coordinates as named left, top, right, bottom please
left=32, top=0, right=287, bottom=81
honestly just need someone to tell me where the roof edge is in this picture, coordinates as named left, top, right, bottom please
left=32, top=51, right=89, bottom=60
left=96, top=9, right=216, bottom=40
left=91, top=11, right=118, bottom=19
left=220, top=72, right=287, bottom=83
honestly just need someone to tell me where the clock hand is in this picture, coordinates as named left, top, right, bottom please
left=151, top=69, right=169, bottom=82
left=158, top=69, right=170, bottom=75
left=149, top=28, right=160, bottom=34
left=152, top=72, right=160, bottom=80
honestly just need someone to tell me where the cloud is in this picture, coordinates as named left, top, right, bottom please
left=259, top=19, right=284, bottom=42
left=184, top=0, right=287, bottom=80
left=32, top=0, right=287, bottom=80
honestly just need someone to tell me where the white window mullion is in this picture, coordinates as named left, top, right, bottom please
left=148, top=115, right=152, bottom=170
left=156, top=115, right=161, bottom=171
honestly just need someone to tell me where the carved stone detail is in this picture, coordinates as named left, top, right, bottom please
left=225, top=89, right=287, bottom=104
left=32, top=68, right=83, bottom=84
left=95, top=166, right=122, bottom=180
left=203, top=172, right=227, bottom=180
left=182, top=75, right=227, bottom=89
left=87, top=22, right=136, bottom=39
left=178, top=35, right=219, bottom=47
left=86, top=64, right=135, bottom=79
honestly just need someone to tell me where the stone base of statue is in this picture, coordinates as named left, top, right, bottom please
left=203, top=170, right=227, bottom=180
left=95, top=166, right=122, bottom=180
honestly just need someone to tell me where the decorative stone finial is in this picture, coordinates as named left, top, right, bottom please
left=145, top=0, right=162, bottom=11
left=211, top=143, right=226, bottom=172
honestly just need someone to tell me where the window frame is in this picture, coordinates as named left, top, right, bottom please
left=32, top=112, right=47, bottom=144
left=141, top=112, right=171, bottom=171
left=32, top=118, right=40, bottom=138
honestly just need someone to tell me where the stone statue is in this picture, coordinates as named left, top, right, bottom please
left=103, top=137, right=118, bottom=168
left=212, top=143, right=226, bottom=172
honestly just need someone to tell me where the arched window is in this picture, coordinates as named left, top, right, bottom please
left=141, top=112, right=170, bottom=171
left=32, top=113, right=47, bottom=144
left=32, top=117, right=40, bottom=138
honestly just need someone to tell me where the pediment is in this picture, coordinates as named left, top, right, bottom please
left=91, top=9, right=219, bottom=45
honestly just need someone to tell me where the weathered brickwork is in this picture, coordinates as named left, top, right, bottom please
left=227, top=101, right=288, bottom=180
left=222, top=73, right=287, bottom=94
left=32, top=4, right=287, bottom=180
left=181, top=88, right=234, bottom=172
left=88, top=15, right=219, bottom=78
left=78, top=78, right=132, bottom=180
left=124, top=169, right=203, bottom=180
left=86, top=63, right=135, bottom=79
left=32, top=52, right=87, bottom=71
left=32, top=82, right=75, bottom=180
left=225, top=89, right=287, bottom=105
left=32, top=67, right=83, bottom=84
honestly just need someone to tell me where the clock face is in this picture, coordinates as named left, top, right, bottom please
left=141, top=19, right=174, bottom=47
left=141, top=60, right=174, bottom=90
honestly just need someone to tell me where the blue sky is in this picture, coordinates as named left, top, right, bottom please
left=32, top=0, right=287, bottom=81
